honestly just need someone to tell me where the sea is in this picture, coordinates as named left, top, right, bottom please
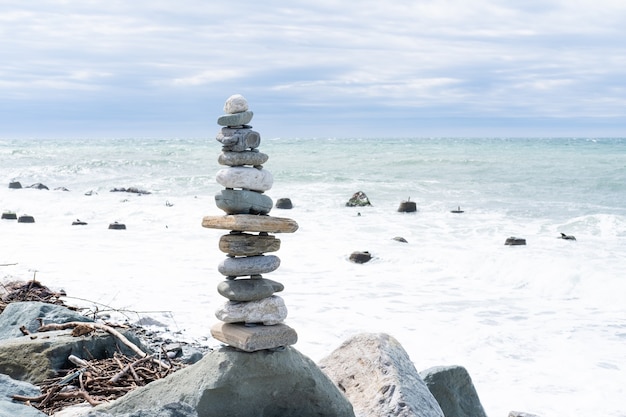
left=1, top=136, right=625, bottom=417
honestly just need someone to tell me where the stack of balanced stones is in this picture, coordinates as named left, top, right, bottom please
left=202, top=94, right=299, bottom=352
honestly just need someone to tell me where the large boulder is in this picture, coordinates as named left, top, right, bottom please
left=96, top=345, right=355, bottom=417
left=0, top=374, right=47, bottom=417
left=319, top=333, right=444, bottom=417
left=0, top=301, right=92, bottom=340
left=419, top=365, right=487, bottom=417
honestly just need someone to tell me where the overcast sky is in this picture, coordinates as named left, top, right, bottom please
left=2, top=0, right=626, bottom=139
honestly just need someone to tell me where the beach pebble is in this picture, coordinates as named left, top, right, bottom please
left=397, top=200, right=417, bottom=213
left=28, top=183, right=49, bottom=190
left=215, top=189, right=273, bottom=215
left=215, top=295, right=288, bottom=325
left=218, top=255, right=281, bottom=277
left=504, top=236, right=526, bottom=246
left=108, top=222, right=126, bottom=230
left=223, top=94, right=249, bottom=114
left=1, top=212, right=17, bottom=220
left=275, top=198, right=293, bottom=209
left=216, top=167, right=273, bottom=192
left=217, top=110, right=253, bottom=127
left=218, top=150, right=269, bottom=167
left=219, top=233, right=281, bottom=256
left=210, top=322, right=297, bottom=352
left=203, top=214, right=299, bottom=233
left=349, top=251, right=372, bottom=264
left=218, top=278, right=285, bottom=302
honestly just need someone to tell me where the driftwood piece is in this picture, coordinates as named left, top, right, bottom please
left=37, top=321, right=147, bottom=358
left=12, top=352, right=186, bottom=415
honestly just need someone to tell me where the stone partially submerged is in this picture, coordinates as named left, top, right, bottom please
left=419, top=365, right=488, bottom=417
left=319, top=333, right=444, bottom=417
left=95, top=346, right=355, bottom=417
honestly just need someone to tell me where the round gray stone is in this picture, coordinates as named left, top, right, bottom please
left=215, top=189, right=273, bottom=215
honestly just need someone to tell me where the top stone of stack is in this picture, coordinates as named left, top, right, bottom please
left=218, top=94, right=253, bottom=129
left=224, top=94, right=249, bottom=114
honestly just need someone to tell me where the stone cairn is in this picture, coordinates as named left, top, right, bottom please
left=202, top=94, right=299, bottom=352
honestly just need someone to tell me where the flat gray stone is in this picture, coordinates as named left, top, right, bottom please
left=219, top=232, right=281, bottom=256
left=218, top=278, right=284, bottom=301
left=215, top=295, right=288, bottom=325
left=215, top=189, right=273, bottom=215
left=218, top=254, right=280, bottom=277
left=96, top=345, right=354, bottom=417
left=217, top=110, right=253, bottom=127
left=419, top=365, right=488, bottom=417
left=216, top=166, right=273, bottom=192
left=218, top=150, right=269, bottom=167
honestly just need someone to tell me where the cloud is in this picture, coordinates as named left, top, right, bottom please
left=1, top=0, right=626, bottom=137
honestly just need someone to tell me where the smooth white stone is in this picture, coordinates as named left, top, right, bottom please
left=215, top=295, right=288, bottom=325
left=216, top=167, right=273, bottom=192
left=223, top=94, right=249, bottom=114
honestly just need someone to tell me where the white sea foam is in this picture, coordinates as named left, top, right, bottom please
left=1, top=137, right=626, bottom=417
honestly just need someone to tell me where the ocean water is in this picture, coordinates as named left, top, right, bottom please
left=1, top=137, right=625, bottom=417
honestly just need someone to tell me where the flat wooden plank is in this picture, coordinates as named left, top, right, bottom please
left=202, top=214, right=298, bottom=233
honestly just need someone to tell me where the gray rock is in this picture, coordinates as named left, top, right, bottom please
left=0, top=329, right=146, bottom=384
left=211, top=322, right=297, bottom=352
left=216, top=127, right=261, bottom=152
left=349, top=251, right=372, bottom=264
left=398, top=200, right=417, bottom=213
left=217, top=110, right=253, bottom=127
left=215, top=189, right=273, bottom=215
left=420, top=365, right=487, bottom=417
left=0, top=301, right=93, bottom=340
left=215, top=295, right=288, bottom=325
left=275, top=198, right=293, bottom=209
left=96, top=346, right=355, bottom=417
left=218, top=150, right=269, bottom=167
left=346, top=191, right=372, bottom=207
left=8, top=181, right=22, bottom=189
left=393, top=236, right=408, bottom=243
left=0, top=374, right=47, bottom=417
left=319, top=333, right=444, bottom=417
left=218, top=254, right=280, bottom=277
left=505, top=236, right=526, bottom=245
left=219, top=232, right=281, bottom=256
left=217, top=278, right=284, bottom=301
